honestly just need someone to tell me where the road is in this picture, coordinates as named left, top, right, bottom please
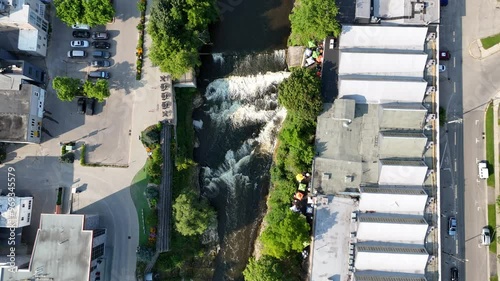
left=439, top=0, right=500, bottom=279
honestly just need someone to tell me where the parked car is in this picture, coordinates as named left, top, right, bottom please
left=71, top=40, right=89, bottom=48
left=77, top=98, right=86, bottom=114
left=448, top=217, right=457, bottom=236
left=85, top=98, right=96, bottom=115
left=92, top=41, right=111, bottom=49
left=92, top=32, right=110, bottom=40
left=481, top=227, right=491, bottom=246
left=88, top=71, right=110, bottom=79
left=450, top=267, right=458, bottom=281
left=67, top=50, right=87, bottom=58
left=440, top=51, right=451, bottom=61
left=72, top=30, right=90, bottom=38
left=91, top=60, right=111, bottom=67
left=92, top=51, right=111, bottom=59
left=441, top=0, right=448, bottom=6
left=439, top=65, right=446, bottom=72
left=72, top=23, right=90, bottom=30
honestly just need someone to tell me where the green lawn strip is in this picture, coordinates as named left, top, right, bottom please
left=130, top=165, right=154, bottom=246
left=481, top=33, right=500, bottom=50
left=486, top=103, right=495, bottom=187
left=488, top=204, right=497, bottom=253
left=491, top=275, right=499, bottom=281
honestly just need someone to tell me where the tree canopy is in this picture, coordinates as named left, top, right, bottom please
left=278, top=68, right=323, bottom=122
left=172, top=192, right=216, bottom=236
left=52, top=77, right=81, bottom=101
left=54, top=0, right=114, bottom=26
left=288, top=0, right=341, bottom=46
left=148, top=0, right=217, bottom=78
left=83, top=79, right=110, bottom=102
left=243, top=256, right=285, bottom=281
left=260, top=210, right=310, bottom=259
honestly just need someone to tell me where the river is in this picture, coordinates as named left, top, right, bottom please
left=193, top=0, right=293, bottom=280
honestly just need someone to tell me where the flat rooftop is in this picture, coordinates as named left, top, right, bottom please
left=0, top=214, right=92, bottom=281
left=310, top=196, right=357, bottom=281
left=312, top=100, right=429, bottom=194
left=373, top=0, right=440, bottom=25
left=0, top=85, right=31, bottom=142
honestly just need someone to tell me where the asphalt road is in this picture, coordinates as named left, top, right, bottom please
left=439, top=0, right=500, bottom=279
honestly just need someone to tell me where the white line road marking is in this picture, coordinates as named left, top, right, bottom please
left=454, top=82, right=456, bottom=93
left=454, top=160, right=457, bottom=172
left=454, top=132, right=457, bottom=145
left=477, top=179, right=480, bottom=183
left=476, top=138, right=479, bottom=143
left=476, top=157, right=479, bottom=163
left=453, top=57, right=456, bottom=68
left=476, top=120, right=479, bottom=125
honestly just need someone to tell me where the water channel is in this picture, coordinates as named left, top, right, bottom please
left=193, top=0, right=293, bottom=279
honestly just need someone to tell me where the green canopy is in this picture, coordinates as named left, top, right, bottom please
left=308, top=41, right=316, bottom=48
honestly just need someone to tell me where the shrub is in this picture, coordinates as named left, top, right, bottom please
left=80, top=144, right=86, bottom=165
left=56, top=187, right=63, bottom=205
left=60, top=152, right=75, bottom=163
left=136, top=23, right=145, bottom=30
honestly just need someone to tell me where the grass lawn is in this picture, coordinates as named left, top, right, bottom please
left=130, top=163, right=155, bottom=246
left=481, top=33, right=500, bottom=50
left=488, top=204, right=497, bottom=253
left=486, top=103, right=495, bottom=187
left=492, top=275, right=499, bottom=281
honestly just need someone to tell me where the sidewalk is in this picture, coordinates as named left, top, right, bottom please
left=469, top=39, right=500, bottom=60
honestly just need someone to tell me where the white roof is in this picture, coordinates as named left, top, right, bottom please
left=18, top=29, right=39, bottom=52
left=338, top=52, right=428, bottom=78
left=338, top=79, right=427, bottom=104
left=356, top=217, right=428, bottom=244
left=355, top=250, right=428, bottom=274
left=378, top=160, right=428, bottom=185
left=340, top=25, right=428, bottom=51
left=359, top=192, right=427, bottom=215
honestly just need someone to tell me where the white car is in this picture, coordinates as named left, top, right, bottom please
left=70, top=40, right=89, bottom=48
left=329, top=39, right=334, bottom=49
left=481, top=227, right=491, bottom=246
left=439, top=65, right=446, bottom=72
left=72, top=23, right=90, bottom=30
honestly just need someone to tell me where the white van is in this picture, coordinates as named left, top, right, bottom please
left=67, top=50, right=87, bottom=58
left=72, top=23, right=90, bottom=30
left=481, top=227, right=491, bottom=246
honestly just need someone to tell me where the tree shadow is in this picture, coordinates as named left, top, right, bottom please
left=109, top=60, right=144, bottom=94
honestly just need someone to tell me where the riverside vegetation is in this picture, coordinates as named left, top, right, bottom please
left=243, top=68, right=323, bottom=280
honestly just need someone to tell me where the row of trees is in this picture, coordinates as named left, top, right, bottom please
left=288, top=0, right=341, bottom=46
left=52, top=77, right=110, bottom=102
left=148, top=0, right=218, bottom=78
left=54, top=0, right=114, bottom=27
left=243, top=68, right=323, bottom=280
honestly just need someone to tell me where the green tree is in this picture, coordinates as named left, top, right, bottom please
left=278, top=68, right=323, bottom=122
left=288, top=0, right=341, bottom=46
left=172, top=192, right=216, bottom=236
left=54, top=0, right=84, bottom=26
left=54, top=0, right=114, bottom=26
left=82, top=0, right=115, bottom=26
left=260, top=211, right=310, bottom=259
left=243, top=256, right=285, bottom=281
left=52, top=77, right=82, bottom=101
left=83, top=79, right=110, bottom=102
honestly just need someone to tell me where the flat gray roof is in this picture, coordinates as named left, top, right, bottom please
left=379, top=131, right=427, bottom=158
left=354, top=273, right=427, bottom=281
left=312, top=100, right=429, bottom=194
left=0, top=85, right=31, bottom=142
left=310, top=196, right=357, bottom=281
left=0, top=214, right=92, bottom=281
left=373, top=0, right=439, bottom=25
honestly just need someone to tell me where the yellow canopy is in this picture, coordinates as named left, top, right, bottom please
left=296, top=174, right=305, bottom=182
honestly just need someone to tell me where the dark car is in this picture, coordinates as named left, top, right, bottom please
left=91, top=60, right=111, bottom=67
left=440, top=51, right=451, bottom=61
left=85, top=98, right=96, bottom=115
left=450, top=267, right=458, bottom=281
left=88, top=71, right=110, bottom=79
left=72, top=30, right=90, bottom=38
left=441, top=0, right=448, bottom=6
left=92, top=41, right=111, bottom=49
left=92, top=51, right=111, bottom=59
left=77, top=98, right=86, bottom=114
left=92, top=32, right=110, bottom=40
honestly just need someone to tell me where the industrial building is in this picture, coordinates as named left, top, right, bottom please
left=309, top=23, right=440, bottom=281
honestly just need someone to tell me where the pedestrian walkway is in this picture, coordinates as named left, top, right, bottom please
left=468, top=39, right=500, bottom=60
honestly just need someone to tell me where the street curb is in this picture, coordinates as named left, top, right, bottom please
left=491, top=100, right=500, bottom=279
